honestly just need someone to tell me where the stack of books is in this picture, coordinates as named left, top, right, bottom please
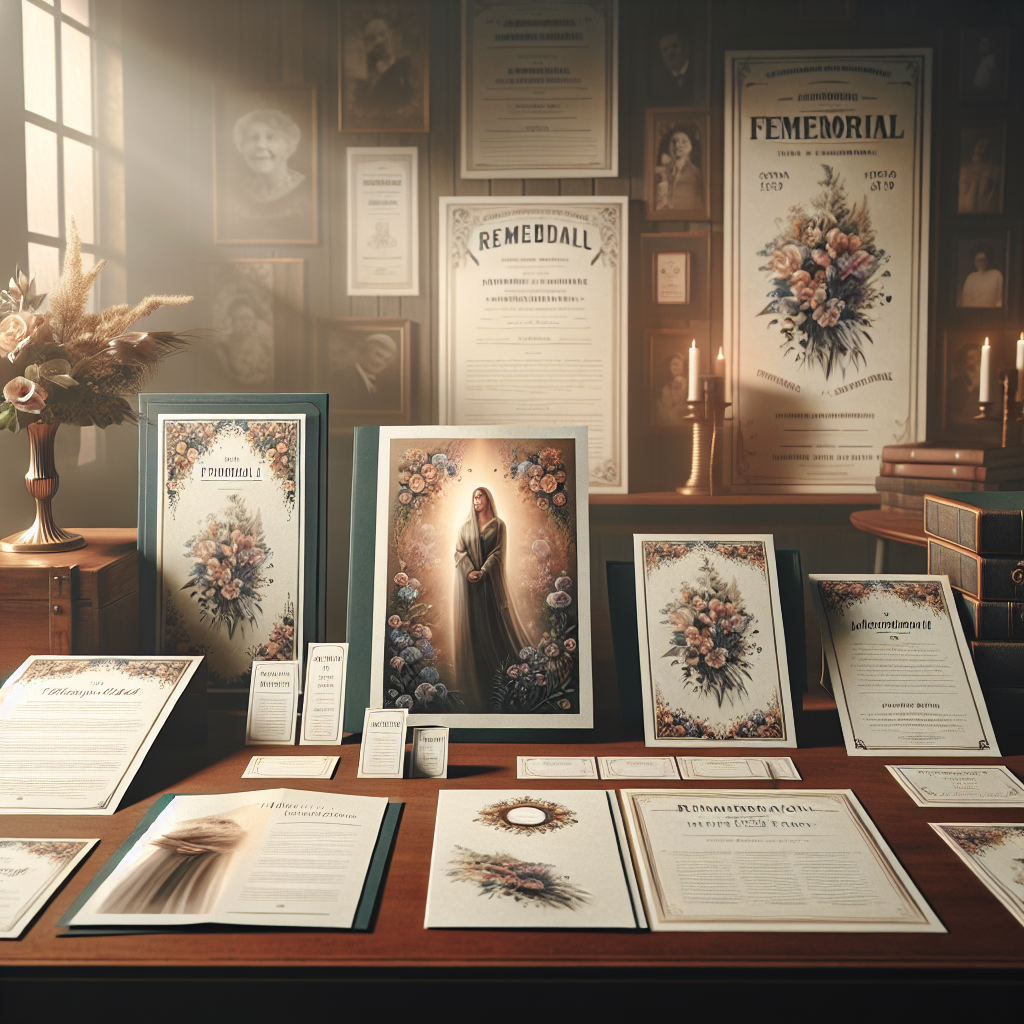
left=925, top=492, right=1024, bottom=725
left=876, top=441, right=1024, bottom=514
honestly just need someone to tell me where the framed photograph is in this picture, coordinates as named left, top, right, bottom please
left=346, top=148, right=419, bottom=297
left=209, top=259, right=303, bottom=390
left=645, top=108, right=713, bottom=222
left=648, top=323, right=711, bottom=431
left=723, top=50, right=931, bottom=492
left=940, top=328, right=1017, bottom=441
left=958, top=122, right=1005, bottom=216
left=646, top=3, right=708, bottom=107
left=139, top=394, right=328, bottom=692
left=461, top=0, right=618, bottom=178
left=315, top=318, right=411, bottom=427
left=960, top=28, right=1008, bottom=103
left=338, top=0, right=429, bottom=132
left=633, top=534, right=797, bottom=747
left=640, top=231, right=710, bottom=320
left=370, top=425, right=593, bottom=729
left=438, top=196, right=628, bottom=493
left=954, top=232, right=1009, bottom=313
left=213, top=83, right=318, bottom=245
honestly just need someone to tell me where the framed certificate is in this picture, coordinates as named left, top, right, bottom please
left=810, top=574, right=1000, bottom=756
left=634, top=534, right=797, bottom=747
left=139, top=394, right=328, bottom=692
left=438, top=196, right=628, bottom=493
left=640, top=231, right=710, bottom=320
left=461, top=0, right=619, bottom=178
left=346, top=147, right=419, bottom=296
left=723, top=50, right=931, bottom=492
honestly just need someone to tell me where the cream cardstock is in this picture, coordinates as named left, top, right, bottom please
left=357, top=708, right=408, bottom=779
left=245, top=661, right=299, bottom=746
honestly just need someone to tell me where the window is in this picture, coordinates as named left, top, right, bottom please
left=22, top=0, right=97, bottom=302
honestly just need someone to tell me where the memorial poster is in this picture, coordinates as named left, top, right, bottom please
left=438, top=197, right=628, bottom=493
left=723, top=50, right=931, bottom=491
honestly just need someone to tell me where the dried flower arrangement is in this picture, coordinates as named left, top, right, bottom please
left=0, top=217, right=193, bottom=433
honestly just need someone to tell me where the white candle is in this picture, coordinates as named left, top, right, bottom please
left=979, top=337, right=991, bottom=403
left=716, top=345, right=724, bottom=375
left=687, top=340, right=700, bottom=401
left=1016, top=333, right=1024, bottom=371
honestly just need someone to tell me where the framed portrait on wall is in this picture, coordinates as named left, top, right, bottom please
left=646, top=2, right=708, bottom=107
left=315, top=318, right=411, bottom=428
left=647, top=323, right=711, bottom=431
left=645, top=108, right=714, bottom=222
left=367, top=425, right=593, bottom=730
left=957, top=122, right=1005, bottom=216
left=953, top=232, right=1010, bottom=315
left=940, top=329, right=1017, bottom=442
left=213, top=84, right=318, bottom=245
left=338, top=0, right=429, bottom=132
left=208, top=259, right=304, bottom=390
left=138, top=394, right=328, bottom=692
left=640, top=231, right=710, bottom=320
left=960, top=28, right=1008, bottom=103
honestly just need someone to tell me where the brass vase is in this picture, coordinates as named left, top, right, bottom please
left=0, top=421, right=85, bottom=552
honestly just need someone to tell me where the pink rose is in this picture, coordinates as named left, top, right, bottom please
left=825, top=227, right=848, bottom=257
left=276, top=441, right=288, bottom=453
left=388, top=614, right=402, bottom=628
left=394, top=572, right=409, bottom=586
left=221, top=582, right=241, bottom=600
left=706, top=648, right=728, bottom=669
left=408, top=474, right=425, bottom=493
left=846, top=234, right=862, bottom=252
left=811, top=248, right=831, bottom=269
left=540, top=474, right=558, bottom=493
left=3, top=376, right=47, bottom=413
left=0, top=314, right=29, bottom=354
left=769, top=244, right=803, bottom=280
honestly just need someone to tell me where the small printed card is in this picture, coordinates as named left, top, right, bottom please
left=357, top=708, right=408, bottom=779
left=245, top=661, right=300, bottom=746
left=888, top=766, right=1024, bottom=807
left=242, top=755, right=339, bottom=779
left=598, top=757, right=680, bottom=780
left=516, top=756, right=598, bottom=780
left=676, top=757, right=802, bottom=780
left=299, top=643, right=348, bottom=745
left=0, top=838, right=98, bottom=938
left=410, top=727, right=449, bottom=779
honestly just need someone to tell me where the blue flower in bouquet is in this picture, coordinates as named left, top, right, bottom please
left=415, top=640, right=435, bottom=658
left=446, top=462, right=458, bottom=476
left=400, top=645, right=423, bottom=664
left=417, top=665, right=440, bottom=685
left=395, top=694, right=413, bottom=708
left=390, top=630, right=413, bottom=649
left=397, top=585, right=419, bottom=601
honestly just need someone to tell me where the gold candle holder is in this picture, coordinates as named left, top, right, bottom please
left=677, top=376, right=730, bottom=496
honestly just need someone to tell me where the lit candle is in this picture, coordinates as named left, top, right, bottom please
left=716, top=345, right=724, bottom=375
left=979, top=337, right=991, bottom=403
left=1016, top=332, right=1024, bottom=372
left=687, top=339, right=700, bottom=401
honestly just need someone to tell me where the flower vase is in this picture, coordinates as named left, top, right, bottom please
left=0, top=421, right=86, bottom=552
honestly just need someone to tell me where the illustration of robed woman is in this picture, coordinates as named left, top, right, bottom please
left=453, top=487, right=530, bottom=710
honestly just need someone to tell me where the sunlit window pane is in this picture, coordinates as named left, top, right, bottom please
left=25, top=123, right=59, bottom=237
left=27, top=242, right=60, bottom=297
left=22, top=1, right=57, bottom=120
left=64, top=137, right=94, bottom=243
left=62, top=0, right=90, bottom=26
left=61, top=22, right=92, bottom=133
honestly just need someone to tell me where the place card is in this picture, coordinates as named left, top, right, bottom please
left=598, top=757, right=680, bottom=780
left=410, top=727, right=449, bottom=779
left=242, top=756, right=339, bottom=779
left=357, top=708, right=408, bottom=779
left=299, top=643, right=348, bottom=745
left=888, top=765, right=1024, bottom=807
left=516, top=756, right=598, bottom=780
left=676, top=757, right=802, bottom=780
left=245, top=661, right=300, bottom=746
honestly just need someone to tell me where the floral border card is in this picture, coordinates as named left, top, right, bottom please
left=633, top=535, right=796, bottom=748
left=370, top=426, right=592, bottom=729
left=887, top=766, right=1024, bottom=808
left=139, top=395, right=327, bottom=693
left=930, top=824, right=1024, bottom=928
left=810, top=574, right=1000, bottom=757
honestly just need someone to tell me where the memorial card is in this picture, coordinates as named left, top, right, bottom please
left=930, top=823, right=1024, bottom=928
left=598, top=757, right=680, bottom=781
left=357, top=708, right=408, bottom=779
left=241, top=756, right=339, bottom=780
left=245, top=661, right=299, bottom=746
left=887, top=766, right=1024, bottom=807
left=516, top=757, right=598, bottom=780
left=620, top=788, right=944, bottom=932
left=634, top=535, right=796, bottom=747
left=0, top=656, right=205, bottom=815
left=425, top=789, right=644, bottom=929
left=371, top=426, right=592, bottom=728
left=677, top=757, right=802, bottom=781
left=410, top=726, right=449, bottom=779
left=811, top=575, right=1000, bottom=756
left=299, top=643, right=348, bottom=745
left=0, top=839, right=98, bottom=939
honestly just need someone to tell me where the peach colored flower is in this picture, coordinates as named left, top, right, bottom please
left=3, top=376, right=48, bottom=413
left=846, top=234, right=862, bottom=252
left=825, top=227, right=848, bottom=257
left=409, top=474, right=425, bottom=493
left=541, top=474, right=558, bottom=493
left=811, top=248, right=831, bottom=268
left=276, top=441, right=288, bottom=453
left=769, top=244, right=803, bottom=279
left=0, top=314, right=29, bottom=354
left=221, top=582, right=241, bottom=600
left=706, top=648, right=728, bottom=669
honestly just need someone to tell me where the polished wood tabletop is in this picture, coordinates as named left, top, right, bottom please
left=850, top=508, right=929, bottom=548
left=1, top=701, right=1021, bottom=975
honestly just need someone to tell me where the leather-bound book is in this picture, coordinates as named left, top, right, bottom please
left=882, top=441, right=1024, bottom=467
left=927, top=538, right=1024, bottom=601
left=955, top=592, right=1024, bottom=641
left=924, top=492, right=1024, bottom=555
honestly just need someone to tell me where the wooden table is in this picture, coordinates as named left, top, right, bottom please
left=850, top=508, right=928, bottom=572
left=2, top=700, right=1021, bottom=1007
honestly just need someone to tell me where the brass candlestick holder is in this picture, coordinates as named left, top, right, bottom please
left=676, top=376, right=730, bottom=496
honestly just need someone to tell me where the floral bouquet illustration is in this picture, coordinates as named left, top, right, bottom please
left=181, top=494, right=271, bottom=639
left=447, top=846, right=590, bottom=910
left=659, top=554, right=759, bottom=708
left=757, top=165, right=888, bottom=379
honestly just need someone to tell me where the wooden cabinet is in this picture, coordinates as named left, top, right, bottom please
left=0, top=528, right=139, bottom=681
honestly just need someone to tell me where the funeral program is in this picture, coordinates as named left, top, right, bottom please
left=723, top=50, right=931, bottom=491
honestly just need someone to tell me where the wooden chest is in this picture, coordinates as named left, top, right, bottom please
left=0, top=527, right=139, bottom=682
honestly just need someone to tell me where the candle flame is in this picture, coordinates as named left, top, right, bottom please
left=690, top=339, right=696, bottom=350
left=717, top=346, right=724, bottom=360
left=983, top=337, right=990, bottom=346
